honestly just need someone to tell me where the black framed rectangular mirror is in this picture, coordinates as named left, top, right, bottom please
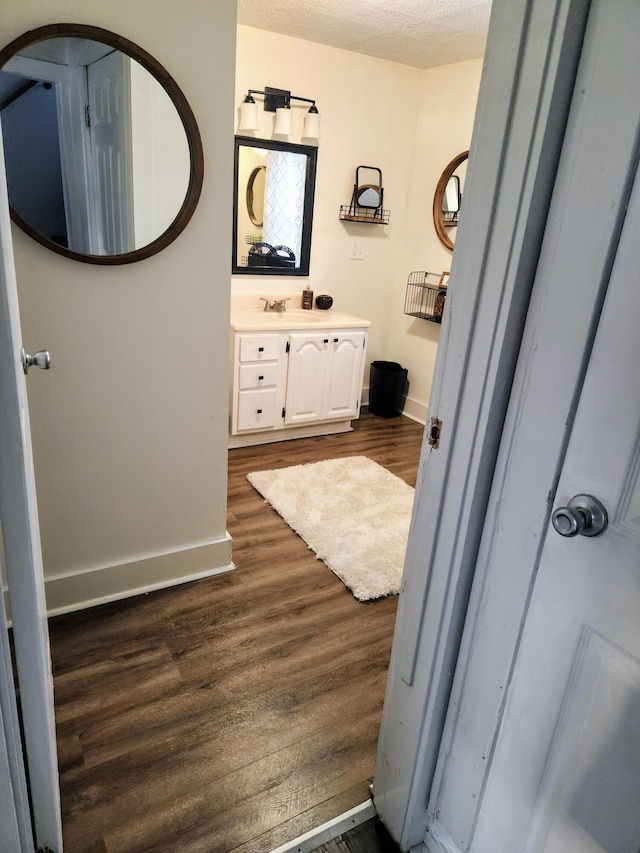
left=232, top=136, right=317, bottom=276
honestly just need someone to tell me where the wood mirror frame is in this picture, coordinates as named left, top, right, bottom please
left=0, top=23, right=204, bottom=265
left=433, top=150, right=469, bottom=252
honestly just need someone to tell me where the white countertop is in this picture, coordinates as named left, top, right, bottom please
left=230, top=306, right=371, bottom=331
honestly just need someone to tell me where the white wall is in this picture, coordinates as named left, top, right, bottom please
left=234, top=26, right=422, bottom=388
left=390, top=59, right=484, bottom=419
left=1, top=0, right=237, bottom=613
left=235, top=26, right=483, bottom=421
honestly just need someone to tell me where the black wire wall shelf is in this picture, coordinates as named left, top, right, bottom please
left=404, top=271, right=448, bottom=323
left=339, top=205, right=390, bottom=224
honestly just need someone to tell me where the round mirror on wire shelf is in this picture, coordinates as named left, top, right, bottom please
left=0, top=23, right=204, bottom=264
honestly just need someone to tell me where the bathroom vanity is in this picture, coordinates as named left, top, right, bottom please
left=229, top=305, right=370, bottom=447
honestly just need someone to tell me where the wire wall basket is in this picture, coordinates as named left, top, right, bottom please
left=404, top=271, right=448, bottom=323
left=339, top=204, right=390, bottom=224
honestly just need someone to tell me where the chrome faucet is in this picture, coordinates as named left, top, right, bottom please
left=259, top=297, right=290, bottom=312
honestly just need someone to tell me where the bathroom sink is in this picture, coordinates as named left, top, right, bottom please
left=248, top=308, right=322, bottom=322
left=230, top=307, right=371, bottom=331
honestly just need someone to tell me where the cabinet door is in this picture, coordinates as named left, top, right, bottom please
left=324, top=332, right=366, bottom=420
left=284, top=332, right=327, bottom=425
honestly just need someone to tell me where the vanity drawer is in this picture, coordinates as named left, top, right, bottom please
left=237, top=388, right=279, bottom=432
left=239, top=334, right=279, bottom=362
left=238, top=363, right=279, bottom=390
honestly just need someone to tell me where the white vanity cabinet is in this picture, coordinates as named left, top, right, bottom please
left=229, top=324, right=368, bottom=447
left=285, top=331, right=366, bottom=426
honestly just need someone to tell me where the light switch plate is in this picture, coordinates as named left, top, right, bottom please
left=349, top=241, right=364, bottom=260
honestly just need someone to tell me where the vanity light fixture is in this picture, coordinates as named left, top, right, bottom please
left=238, top=86, right=321, bottom=139
left=274, top=103, right=293, bottom=136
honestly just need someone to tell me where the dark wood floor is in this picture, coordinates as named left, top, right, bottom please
left=48, top=413, right=424, bottom=853
left=310, top=817, right=399, bottom=852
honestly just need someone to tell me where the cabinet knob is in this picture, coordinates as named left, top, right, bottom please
left=258, top=375, right=264, bottom=380
left=257, top=408, right=263, bottom=414
left=258, top=346, right=264, bottom=352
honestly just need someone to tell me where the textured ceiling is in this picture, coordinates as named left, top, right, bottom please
left=237, top=0, right=492, bottom=69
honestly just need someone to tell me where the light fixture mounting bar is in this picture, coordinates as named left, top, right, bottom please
left=264, top=86, right=290, bottom=112
left=246, top=87, right=317, bottom=113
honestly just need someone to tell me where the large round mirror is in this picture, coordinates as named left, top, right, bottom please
left=433, top=150, right=468, bottom=251
left=0, top=24, right=203, bottom=264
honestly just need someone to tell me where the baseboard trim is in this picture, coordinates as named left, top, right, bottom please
left=229, top=420, right=353, bottom=448
left=41, top=533, right=234, bottom=616
left=401, top=396, right=427, bottom=425
left=268, top=801, right=377, bottom=853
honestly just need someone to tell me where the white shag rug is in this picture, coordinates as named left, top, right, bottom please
left=247, top=455, right=414, bottom=601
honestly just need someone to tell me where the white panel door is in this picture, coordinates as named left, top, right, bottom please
left=324, top=332, right=365, bottom=421
left=284, top=332, right=327, bottom=425
left=86, top=50, right=134, bottom=255
left=472, top=3, right=640, bottom=850
left=0, top=121, right=62, bottom=851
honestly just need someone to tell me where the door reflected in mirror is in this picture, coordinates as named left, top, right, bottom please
left=0, top=24, right=203, bottom=265
left=233, top=136, right=317, bottom=276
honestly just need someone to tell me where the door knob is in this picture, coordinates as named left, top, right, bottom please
left=552, top=494, right=607, bottom=538
left=21, top=347, right=51, bottom=374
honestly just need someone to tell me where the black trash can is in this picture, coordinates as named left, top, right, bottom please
left=369, top=361, right=408, bottom=418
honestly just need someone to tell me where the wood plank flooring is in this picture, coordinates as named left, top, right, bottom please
left=310, top=817, right=399, bottom=852
left=48, top=413, right=425, bottom=853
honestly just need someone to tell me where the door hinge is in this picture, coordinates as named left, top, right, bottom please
left=85, top=104, right=91, bottom=127
left=428, top=417, right=442, bottom=449
left=285, top=341, right=290, bottom=353
left=282, top=407, right=286, bottom=418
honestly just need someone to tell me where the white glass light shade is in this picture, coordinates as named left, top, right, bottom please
left=303, top=110, right=321, bottom=140
left=238, top=99, right=259, bottom=132
left=274, top=106, right=293, bottom=136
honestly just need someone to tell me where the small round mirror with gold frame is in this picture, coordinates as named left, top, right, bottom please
left=433, top=150, right=469, bottom=251
left=0, top=23, right=204, bottom=264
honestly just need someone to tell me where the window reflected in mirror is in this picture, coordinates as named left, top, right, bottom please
left=233, top=136, right=317, bottom=276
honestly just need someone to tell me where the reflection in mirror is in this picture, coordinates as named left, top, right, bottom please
left=0, top=24, right=203, bottom=264
left=433, top=150, right=469, bottom=251
left=443, top=175, right=460, bottom=216
left=246, top=165, right=265, bottom=227
left=357, top=185, right=381, bottom=208
left=355, top=166, right=383, bottom=210
left=233, top=136, right=317, bottom=276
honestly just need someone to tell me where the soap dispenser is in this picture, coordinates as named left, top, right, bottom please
left=302, top=284, right=313, bottom=310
